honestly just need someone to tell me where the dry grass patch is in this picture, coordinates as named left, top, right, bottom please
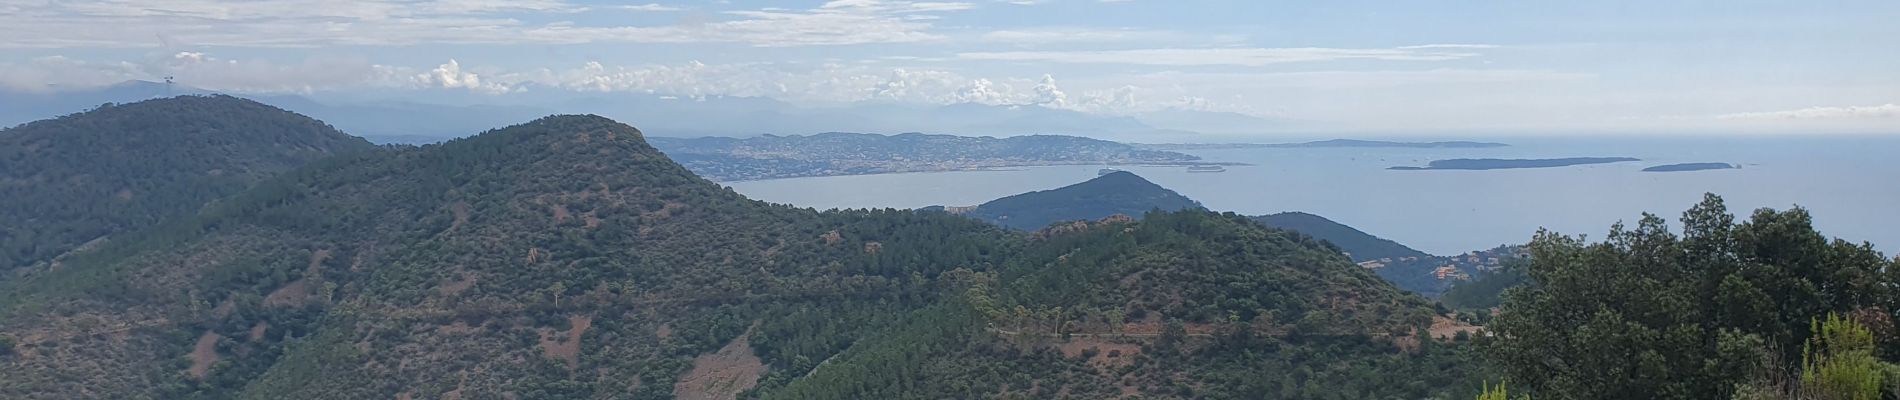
left=538, top=315, right=593, bottom=369
left=674, top=326, right=766, bottom=400
left=186, top=331, right=222, bottom=380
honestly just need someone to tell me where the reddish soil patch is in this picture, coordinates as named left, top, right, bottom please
left=642, top=201, right=688, bottom=221
left=436, top=321, right=481, bottom=335
left=438, top=272, right=477, bottom=296
left=539, top=315, right=593, bottom=369
left=263, top=279, right=312, bottom=307
left=448, top=201, right=471, bottom=232
left=1427, top=315, right=1482, bottom=340
left=187, top=331, right=223, bottom=380
left=1117, top=316, right=1218, bottom=336
left=674, top=328, right=767, bottom=400
left=248, top=322, right=270, bottom=342
left=862, top=242, right=883, bottom=254
left=211, top=298, right=237, bottom=318
left=552, top=203, right=572, bottom=224
left=307, top=249, right=331, bottom=274
left=819, top=230, right=843, bottom=245
left=655, top=323, right=673, bottom=341
left=1393, top=335, right=1422, bottom=353
left=1056, top=339, right=1143, bottom=370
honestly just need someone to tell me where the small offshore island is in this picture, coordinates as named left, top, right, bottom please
left=1643, top=162, right=1739, bottom=172
left=1389, top=157, right=1640, bottom=170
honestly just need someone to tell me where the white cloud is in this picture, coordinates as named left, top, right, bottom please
left=619, top=3, right=682, bottom=12
left=1397, top=44, right=1500, bottom=49
left=978, top=27, right=1241, bottom=46
left=1031, top=74, right=1068, bottom=107
left=0, top=0, right=973, bottom=48
left=1716, top=104, right=1900, bottom=120
left=957, top=46, right=1486, bottom=66
left=413, top=59, right=513, bottom=94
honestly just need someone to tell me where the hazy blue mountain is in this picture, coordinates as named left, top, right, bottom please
left=1133, top=108, right=1288, bottom=136
left=651, top=132, right=1204, bottom=181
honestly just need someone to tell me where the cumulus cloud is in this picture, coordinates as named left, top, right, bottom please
left=1, top=52, right=1265, bottom=115
left=1716, top=104, right=1900, bottom=120
left=413, top=59, right=514, bottom=94
left=952, top=79, right=1007, bottom=103
left=958, top=46, right=1486, bottom=66
left=1031, top=74, right=1068, bottom=107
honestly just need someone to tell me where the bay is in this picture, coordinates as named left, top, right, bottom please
left=724, top=135, right=1900, bottom=255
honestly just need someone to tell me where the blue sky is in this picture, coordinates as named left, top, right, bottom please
left=1, top=0, right=1896, bottom=135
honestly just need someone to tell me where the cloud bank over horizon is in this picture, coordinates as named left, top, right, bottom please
left=1, top=0, right=1896, bottom=135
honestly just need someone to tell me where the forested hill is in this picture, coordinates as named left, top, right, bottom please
left=933, top=174, right=1479, bottom=296
left=772, top=211, right=1478, bottom=399
left=944, top=171, right=1203, bottom=231
left=0, top=95, right=373, bottom=273
left=0, top=114, right=1471, bottom=399
left=1251, top=212, right=1431, bottom=262
left=649, top=132, right=1205, bottom=181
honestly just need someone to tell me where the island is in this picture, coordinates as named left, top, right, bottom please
left=649, top=132, right=1241, bottom=181
left=1139, top=139, right=1509, bottom=150
left=1388, top=157, right=1640, bottom=170
left=1643, top=163, right=1738, bottom=172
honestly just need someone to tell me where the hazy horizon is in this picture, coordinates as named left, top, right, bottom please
left=3, top=0, right=1896, bottom=140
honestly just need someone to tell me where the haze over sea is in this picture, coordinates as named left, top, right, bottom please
left=728, top=135, right=1900, bottom=255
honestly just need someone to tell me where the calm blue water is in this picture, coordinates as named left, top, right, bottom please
left=725, top=136, right=1900, bottom=255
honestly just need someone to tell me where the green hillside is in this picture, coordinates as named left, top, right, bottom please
left=0, top=115, right=1463, bottom=399
left=774, top=211, right=1480, bottom=399
left=0, top=114, right=1451, bottom=398
left=0, top=95, right=373, bottom=273
left=1251, top=212, right=1431, bottom=262
left=953, top=171, right=1203, bottom=231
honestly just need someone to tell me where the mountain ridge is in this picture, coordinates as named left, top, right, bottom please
left=0, top=111, right=1464, bottom=399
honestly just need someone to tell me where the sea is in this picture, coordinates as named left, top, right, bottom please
left=724, top=135, right=1900, bottom=256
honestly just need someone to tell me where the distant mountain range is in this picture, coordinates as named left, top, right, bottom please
left=652, top=133, right=1215, bottom=181
left=1138, top=139, right=1510, bottom=150
left=2, top=80, right=1282, bottom=142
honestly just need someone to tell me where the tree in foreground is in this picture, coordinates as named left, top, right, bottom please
left=1486, top=194, right=1899, bottom=400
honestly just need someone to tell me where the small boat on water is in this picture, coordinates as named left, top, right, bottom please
left=1098, top=168, right=1126, bottom=175
left=1186, top=165, right=1226, bottom=173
